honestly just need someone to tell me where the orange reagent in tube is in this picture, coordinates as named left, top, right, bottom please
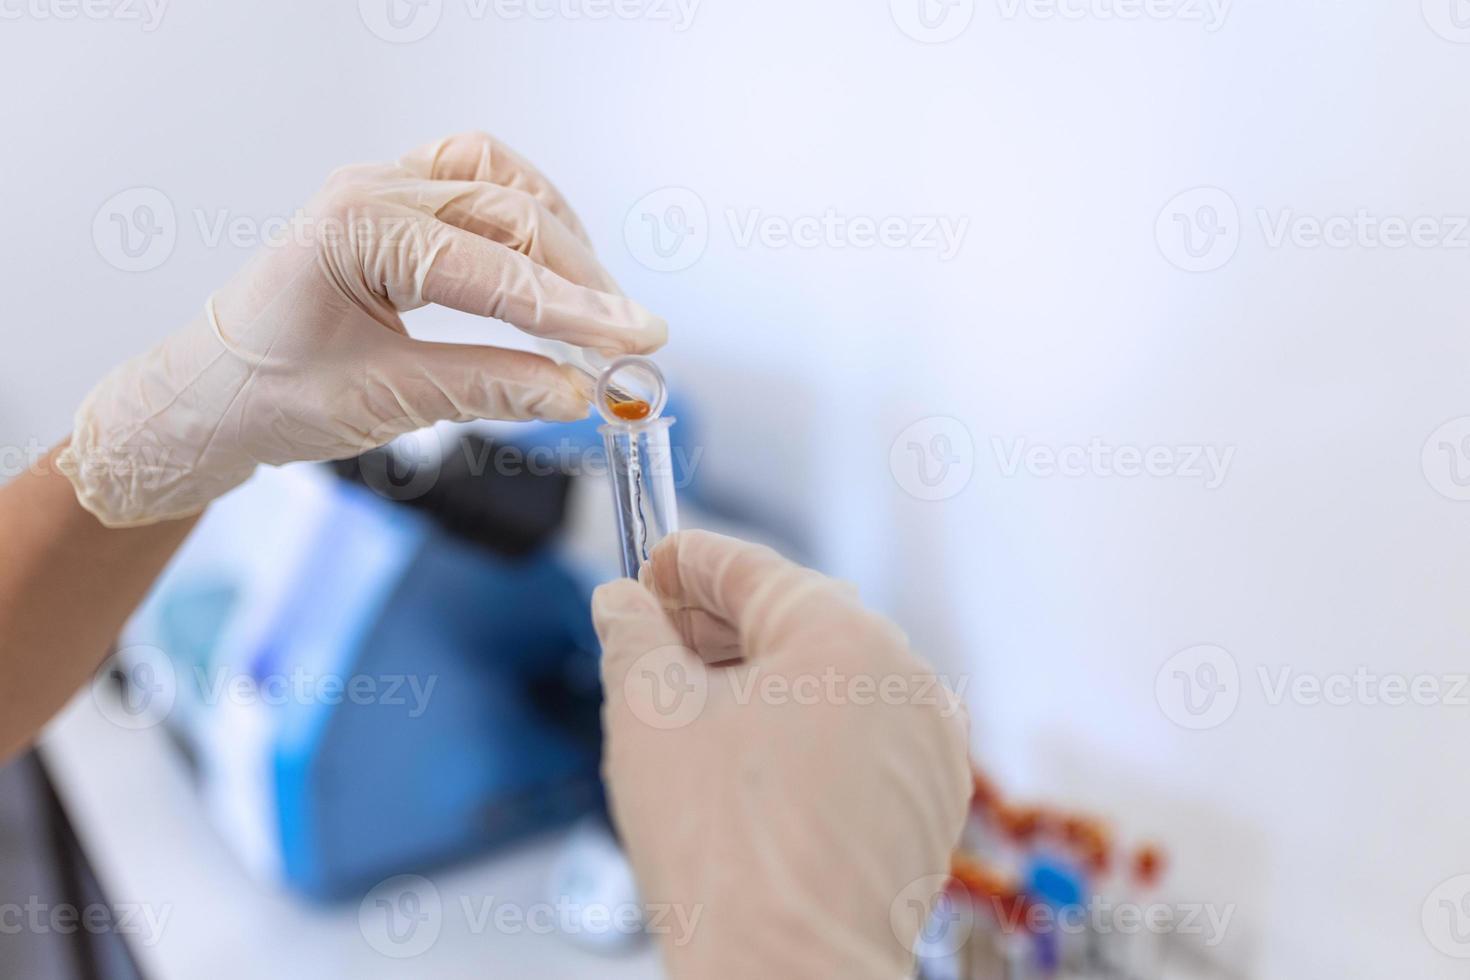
left=607, top=398, right=652, bottom=422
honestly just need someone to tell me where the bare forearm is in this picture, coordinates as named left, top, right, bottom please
left=0, top=445, right=196, bottom=761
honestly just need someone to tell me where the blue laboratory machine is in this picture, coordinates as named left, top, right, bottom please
left=113, top=412, right=697, bottom=900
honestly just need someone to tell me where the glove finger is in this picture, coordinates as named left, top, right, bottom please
left=414, top=219, right=666, bottom=355
left=646, top=530, right=845, bottom=663
left=592, top=578, right=698, bottom=700
left=398, top=178, right=620, bottom=294
left=381, top=335, right=592, bottom=425
left=670, top=606, right=744, bottom=665
left=400, top=130, right=594, bottom=249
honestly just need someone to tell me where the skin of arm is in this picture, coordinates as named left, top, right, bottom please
left=0, top=445, right=196, bottom=762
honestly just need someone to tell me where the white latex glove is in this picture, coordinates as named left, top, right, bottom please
left=59, top=131, right=665, bottom=527
left=591, top=530, right=972, bottom=980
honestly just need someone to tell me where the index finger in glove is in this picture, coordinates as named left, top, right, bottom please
left=400, top=131, right=595, bottom=250
left=399, top=178, right=621, bottom=295
left=645, top=530, right=856, bottom=665
left=591, top=578, right=704, bottom=718
left=413, top=218, right=666, bottom=354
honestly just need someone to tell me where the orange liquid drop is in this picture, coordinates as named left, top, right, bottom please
left=608, top=398, right=652, bottom=421
left=1132, top=844, right=1164, bottom=886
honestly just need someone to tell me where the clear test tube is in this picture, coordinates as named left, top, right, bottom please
left=595, top=356, right=679, bottom=578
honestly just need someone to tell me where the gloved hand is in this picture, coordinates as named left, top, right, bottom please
left=591, top=530, right=972, bottom=980
left=59, top=131, right=665, bottom=527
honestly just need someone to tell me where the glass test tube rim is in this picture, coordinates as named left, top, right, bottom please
left=593, top=354, right=669, bottom=425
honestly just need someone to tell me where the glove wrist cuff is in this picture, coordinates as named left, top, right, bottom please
left=60, top=314, right=257, bottom=527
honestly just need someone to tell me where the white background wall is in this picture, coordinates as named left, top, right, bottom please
left=3, top=1, right=1470, bottom=976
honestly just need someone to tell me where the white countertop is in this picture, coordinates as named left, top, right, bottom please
left=37, top=687, right=1225, bottom=980
left=39, top=690, right=664, bottom=980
